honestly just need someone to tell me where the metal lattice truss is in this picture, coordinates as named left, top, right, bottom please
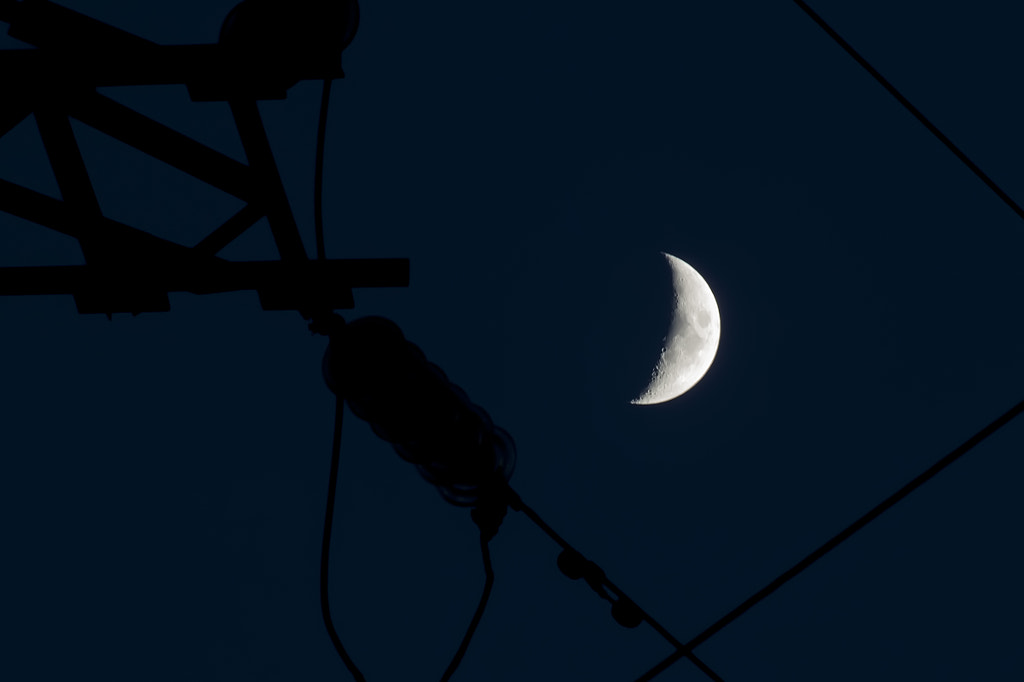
left=0, top=0, right=407, bottom=316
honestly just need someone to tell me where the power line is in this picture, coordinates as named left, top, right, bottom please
left=320, top=395, right=366, bottom=682
left=625, top=6, right=1024, bottom=678
left=507, top=489, right=727, bottom=682
left=792, top=0, right=1024, bottom=224
left=319, top=4, right=1024, bottom=676
left=439, top=534, right=495, bottom=682
left=316, top=314, right=504, bottom=681
left=314, top=78, right=333, bottom=261
left=3, top=3, right=1016, bottom=679
left=632, top=396, right=1024, bottom=682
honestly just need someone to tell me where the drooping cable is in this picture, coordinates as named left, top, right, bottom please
left=320, top=395, right=366, bottom=682
left=314, top=78, right=333, bottom=261
left=792, top=0, right=1024, bottom=224
left=633, top=396, right=1024, bottom=682
left=438, top=533, right=495, bottom=682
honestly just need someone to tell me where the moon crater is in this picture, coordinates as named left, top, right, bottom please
left=632, top=253, right=721, bottom=405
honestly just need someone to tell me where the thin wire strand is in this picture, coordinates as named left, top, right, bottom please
left=314, top=78, right=333, bottom=261
left=506, top=488, right=728, bottom=682
left=792, top=0, right=1024, bottom=224
left=633, top=396, right=1024, bottom=682
left=439, top=534, right=495, bottom=682
left=312, top=8, right=1024, bottom=682
left=320, top=396, right=366, bottom=682
left=512, top=494, right=681, bottom=644
left=686, top=655, right=727, bottom=682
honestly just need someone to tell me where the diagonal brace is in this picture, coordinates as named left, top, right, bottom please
left=230, top=99, right=308, bottom=262
left=68, top=92, right=256, bottom=202
left=0, top=178, right=224, bottom=266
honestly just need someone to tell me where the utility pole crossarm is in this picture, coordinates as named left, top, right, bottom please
left=0, top=45, right=342, bottom=96
left=0, top=258, right=410, bottom=314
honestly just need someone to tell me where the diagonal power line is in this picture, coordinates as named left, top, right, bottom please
left=507, top=490, right=728, bottom=682
left=512, top=496, right=683, bottom=648
left=633, top=396, right=1024, bottom=682
left=792, top=0, right=1024, bottom=224
left=630, top=5, right=1024, bottom=680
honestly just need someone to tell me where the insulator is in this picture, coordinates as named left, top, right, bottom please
left=323, top=316, right=515, bottom=506
left=557, top=549, right=587, bottom=581
left=218, top=0, right=360, bottom=90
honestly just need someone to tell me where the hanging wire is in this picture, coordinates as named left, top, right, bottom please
left=314, top=78, right=333, bottom=261
left=320, top=395, right=366, bottom=682
left=315, top=317, right=502, bottom=682
left=310, top=6, right=1024, bottom=682
left=439, top=533, right=495, bottom=682
left=632, top=396, right=1024, bottom=682
left=792, top=0, right=1024, bottom=224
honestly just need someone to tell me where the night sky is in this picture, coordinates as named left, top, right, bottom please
left=2, top=1, right=1023, bottom=680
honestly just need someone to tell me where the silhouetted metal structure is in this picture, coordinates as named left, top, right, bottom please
left=3, top=4, right=1021, bottom=682
left=0, top=0, right=401, bottom=317
left=322, top=315, right=518, bottom=507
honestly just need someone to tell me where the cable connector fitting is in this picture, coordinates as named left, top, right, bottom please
left=471, top=477, right=512, bottom=541
left=309, top=312, right=345, bottom=338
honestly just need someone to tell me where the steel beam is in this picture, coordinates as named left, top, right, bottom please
left=0, top=178, right=224, bottom=265
left=0, top=258, right=410, bottom=313
left=68, top=93, right=255, bottom=201
left=193, top=204, right=266, bottom=257
left=0, top=46, right=341, bottom=93
left=230, top=99, right=308, bottom=262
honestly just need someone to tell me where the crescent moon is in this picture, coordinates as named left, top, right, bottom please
left=631, top=253, right=721, bottom=405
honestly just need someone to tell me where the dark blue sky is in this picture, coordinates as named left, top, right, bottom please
left=2, top=1, right=1023, bottom=679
